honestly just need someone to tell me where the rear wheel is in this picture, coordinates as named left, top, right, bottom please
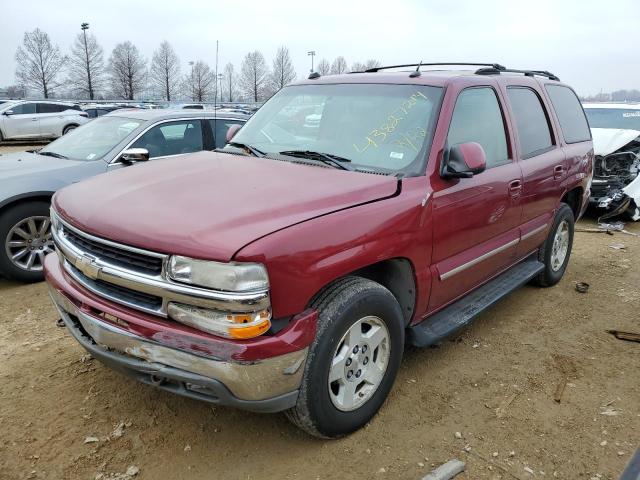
left=62, top=124, right=77, bottom=135
left=285, top=277, right=404, bottom=438
left=0, top=201, right=53, bottom=282
left=533, top=203, right=574, bottom=287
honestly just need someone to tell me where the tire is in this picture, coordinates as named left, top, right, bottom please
left=285, top=276, right=405, bottom=438
left=62, top=124, right=77, bottom=135
left=533, top=203, right=574, bottom=287
left=0, top=201, right=53, bottom=282
left=626, top=203, right=640, bottom=222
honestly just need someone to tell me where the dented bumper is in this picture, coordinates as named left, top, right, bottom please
left=45, top=254, right=316, bottom=412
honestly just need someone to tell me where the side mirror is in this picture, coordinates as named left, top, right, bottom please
left=225, top=124, right=242, bottom=143
left=3, top=110, right=14, bottom=116
left=120, top=148, right=149, bottom=164
left=441, top=142, right=486, bottom=179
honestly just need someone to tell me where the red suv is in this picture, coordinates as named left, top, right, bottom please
left=45, top=63, right=593, bottom=438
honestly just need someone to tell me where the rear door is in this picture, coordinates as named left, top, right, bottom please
left=429, top=86, right=523, bottom=311
left=37, top=102, right=66, bottom=137
left=3, top=102, right=39, bottom=138
left=502, top=84, right=566, bottom=256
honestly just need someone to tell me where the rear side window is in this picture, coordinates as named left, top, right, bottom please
left=208, top=119, right=244, bottom=148
left=507, top=87, right=553, bottom=158
left=545, top=85, right=591, bottom=143
left=37, top=103, right=63, bottom=113
left=447, top=87, right=509, bottom=169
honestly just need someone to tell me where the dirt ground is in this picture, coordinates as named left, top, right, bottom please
left=0, top=145, right=638, bottom=480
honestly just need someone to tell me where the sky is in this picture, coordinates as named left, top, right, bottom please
left=1, top=0, right=638, bottom=97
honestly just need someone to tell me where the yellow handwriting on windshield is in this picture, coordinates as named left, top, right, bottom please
left=353, top=91, right=428, bottom=154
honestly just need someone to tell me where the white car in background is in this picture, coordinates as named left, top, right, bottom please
left=0, top=100, right=89, bottom=142
left=582, top=102, right=640, bottom=220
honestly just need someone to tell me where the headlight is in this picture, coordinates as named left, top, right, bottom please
left=168, top=303, right=271, bottom=339
left=167, top=256, right=269, bottom=292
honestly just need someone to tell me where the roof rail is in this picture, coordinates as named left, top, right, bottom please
left=475, top=67, right=560, bottom=81
left=363, top=62, right=506, bottom=73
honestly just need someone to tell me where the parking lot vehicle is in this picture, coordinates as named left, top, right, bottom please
left=582, top=102, right=640, bottom=220
left=46, top=63, right=592, bottom=438
left=0, top=109, right=247, bottom=281
left=0, top=100, right=89, bottom=141
left=81, top=104, right=128, bottom=119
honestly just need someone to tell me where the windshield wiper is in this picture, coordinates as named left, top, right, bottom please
left=279, top=150, right=354, bottom=171
left=38, top=151, right=68, bottom=159
left=224, top=142, right=265, bottom=157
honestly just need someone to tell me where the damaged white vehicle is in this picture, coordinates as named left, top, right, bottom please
left=583, top=103, right=640, bottom=221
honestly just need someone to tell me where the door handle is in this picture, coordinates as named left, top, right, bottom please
left=508, top=180, right=522, bottom=198
left=31, top=118, right=38, bottom=121
left=553, top=165, right=564, bottom=179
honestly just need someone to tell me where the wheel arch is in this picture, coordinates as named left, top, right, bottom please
left=0, top=192, right=54, bottom=215
left=561, top=186, right=584, bottom=220
left=309, top=257, right=417, bottom=326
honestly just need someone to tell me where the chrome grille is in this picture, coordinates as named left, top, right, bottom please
left=63, top=226, right=163, bottom=276
left=50, top=211, right=271, bottom=318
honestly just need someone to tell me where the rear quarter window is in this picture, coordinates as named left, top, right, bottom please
left=507, top=87, right=553, bottom=159
left=545, top=85, right=591, bottom=144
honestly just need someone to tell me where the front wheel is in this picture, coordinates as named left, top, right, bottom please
left=286, top=277, right=404, bottom=438
left=533, top=203, right=574, bottom=287
left=0, top=201, right=53, bottom=282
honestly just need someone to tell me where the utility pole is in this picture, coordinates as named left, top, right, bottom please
left=189, top=61, right=195, bottom=101
left=307, top=50, right=316, bottom=72
left=217, top=73, right=224, bottom=104
left=81, top=22, right=93, bottom=100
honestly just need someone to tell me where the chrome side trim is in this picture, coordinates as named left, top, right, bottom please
left=48, top=286, right=307, bottom=401
left=521, top=223, right=548, bottom=241
left=439, top=238, right=520, bottom=281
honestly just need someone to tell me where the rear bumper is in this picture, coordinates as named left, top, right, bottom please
left=45, top=254, right=315, bottom=413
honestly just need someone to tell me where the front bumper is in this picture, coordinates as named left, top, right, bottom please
left=45, top=254, right=315, bottom=413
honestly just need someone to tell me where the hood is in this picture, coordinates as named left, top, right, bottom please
left=591, top=128, right=640, bottom=156
left=0, top=151, right=92, bottom=180
left=53, top=151, right=399, bottom=261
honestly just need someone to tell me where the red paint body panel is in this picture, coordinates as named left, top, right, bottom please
left=48, top=71, right=593, bottom=359
left=52, top=151, right=398, bottom=261
left=45, top=253, right=317, bottom=362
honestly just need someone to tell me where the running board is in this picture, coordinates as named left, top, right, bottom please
left=407, top=257, right=545, bottom=347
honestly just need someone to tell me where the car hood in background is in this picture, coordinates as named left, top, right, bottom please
left=591, top=128, right=640, bottom=156
left=53, top=151, right=399, bottom=262
left=0, top=151, right=98, bottom=179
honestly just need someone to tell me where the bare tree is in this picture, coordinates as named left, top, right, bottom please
left=240, top=51, right=269, bottom=102
left=364, top=59, right=382, bottom=70
left=223, top=63, right=237, bottom=102
left=149, top=41, right=180, bottom=101
left=268, top=47, right=295, bottom=94
left=350, top=61, right=366, bottom=72
left=15, top=28, right=66, bottom=98
left=183, top=60, right=215, bottom=102
left=109, top=41, right=146, bottom=100
left=4, top=84, right=26, bottom=98
left=330, top=56, right=348, bottom=75
left=67, top=30, right=104, bottom=99
left=317, top=58, right=331, bottom=75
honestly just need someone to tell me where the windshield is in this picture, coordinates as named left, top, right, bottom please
left=584, top=108, right=640, bottom=131
left=40, top=116, right=143, bottom=161
left=229, top=83, right=443, bottom=175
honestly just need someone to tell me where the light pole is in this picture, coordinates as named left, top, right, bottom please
left=307, top=51, right=316, bottom=72
left=217, top=73, right=224, bottom=104
left=80, top=22, right=93, bottom=100
left=189, top=61, right=195, bottom=101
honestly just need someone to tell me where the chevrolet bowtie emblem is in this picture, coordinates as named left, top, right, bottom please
left=76, top=254, right=101, bottom=280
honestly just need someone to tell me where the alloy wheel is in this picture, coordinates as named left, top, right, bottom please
left=550, top=219, right=570, bottom=272
left=4, top=216, right=53, bottom=272
left=328, top=315, right=390, bottom=412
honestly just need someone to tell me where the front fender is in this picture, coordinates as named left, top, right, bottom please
left=233, top=177, right=434, bottom=320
